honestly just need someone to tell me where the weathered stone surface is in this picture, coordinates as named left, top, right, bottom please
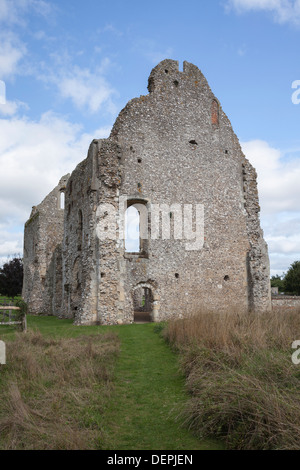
left=22, top=174, right=70, bottom=314
left=23, top=60, right=271, bottom=324
left=272, top=296, right=300, bottom=310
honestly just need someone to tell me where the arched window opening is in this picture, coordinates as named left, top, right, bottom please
left=125, top=206, right=140, bottom=253
left=125, top=200, right=149, bottom=257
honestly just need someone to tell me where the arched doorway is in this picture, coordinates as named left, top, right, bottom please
left=133, top=285, right=154, bottom=323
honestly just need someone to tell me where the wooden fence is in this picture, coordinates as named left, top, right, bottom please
left=0, top=306, right=27, bottom=332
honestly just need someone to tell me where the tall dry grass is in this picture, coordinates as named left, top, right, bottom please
left=165, top=308, right=300, bottom=450
left=0, top=330, right=119, bottom=450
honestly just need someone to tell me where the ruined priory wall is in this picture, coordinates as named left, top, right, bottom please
left=272, top=296, right=300, bottom=310
left=22, top=210, right=43, bottom=312
left=108, top=59, right=271, bottom=321
left=23, top=175, right=69, bottom=314
left=24, top=59, right=271, bottom=324
left=61, top=156, right=95, bottom=322
left=61, top=138, right=131, bottom=325
left=242, top=160, right=271, bottom=311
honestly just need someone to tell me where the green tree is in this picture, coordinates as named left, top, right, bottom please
left=0, top=257, right=23, bottom=299
left=270, top=274, right=285, bottom=293
left=284, top=261, right=300, bottom=295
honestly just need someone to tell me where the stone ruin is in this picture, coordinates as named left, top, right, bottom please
left=22, top=60, right=271, bottom=325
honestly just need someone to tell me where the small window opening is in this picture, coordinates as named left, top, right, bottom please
left=225, top=150, right=228, bottom=154
left=138, top=158, right=142, bottom=163
left=101, top=272, right=105, bottom=278
left=165, top=69, right=169, bottom=74
left=125, top=206, right=140, bottom=253
left=175, top=273, right=179, bottom=279
left=189, top=140, right=198, bottom=145
left=224, top=275, right=230, bottom=281
left=125, top=201, right=148, bottom=256
left=60, top=191, right=65, bottom=210
left=173, top=80, right=179, bottom=87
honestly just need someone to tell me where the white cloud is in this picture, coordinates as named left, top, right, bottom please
left=39, top=59, right=118, bottom=115
left=242, top=139, right=300, bottom=274
left=226, top=0, right=300, bottom=25
left=0, top=0, right=52, bottom=25
left=0, top=100, right=28, bottom=116
left=0, top=111, right=111, bottom=262
left=0, top=33, right=26, bottom=79
left=0, top=233, right=23, bottom=257
left=0, top=1, right=54, bottom=81
left=57, top=66, right=117, bottom=114
left=242, top=140, right=300, bottom=213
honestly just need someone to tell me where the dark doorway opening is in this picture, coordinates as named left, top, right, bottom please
left=133, top=286, right=153, bottom=323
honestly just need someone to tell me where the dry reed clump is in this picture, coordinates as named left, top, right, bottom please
left=165, top=308, right=300, bottom=450
left=0, top=330, right=120, bottom=450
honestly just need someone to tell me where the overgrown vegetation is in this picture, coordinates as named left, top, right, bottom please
left=284, top=261, right=300, bottom=295
left=0, top=298, right=27, bottom=332
left=0, top=316, right=217, bottom=450
left=0, top=329, right=119, bottom=449
left=14, top=298, right=28, bottom=323
left=165, top=309, right=300, bottom=450
left=270, top=274, right=285, bottom=293
left=0, top=257, right=23, bottom=299
left=271, top=260, right=300, bottom=295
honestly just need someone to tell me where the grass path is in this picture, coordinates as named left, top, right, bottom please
left=0, top=317, right=223, bottom=450
left=102, top=323, right=222, bottom=450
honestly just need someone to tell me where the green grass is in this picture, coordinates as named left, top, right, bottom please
left=0, top=315, right=222, bottom=450
left=96, top=322, right=222, bottom=450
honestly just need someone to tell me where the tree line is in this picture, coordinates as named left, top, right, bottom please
left=271, top=261, right=300, bottom=296
left=0, top=256, right=23, bottom=299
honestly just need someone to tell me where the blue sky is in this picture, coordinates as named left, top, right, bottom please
left=1, top=0, right=300, bottom=276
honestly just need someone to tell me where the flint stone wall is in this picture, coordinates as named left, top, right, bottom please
left=23, top=60, right=271, bottom=324
left=272, top=296, right=300, bottom=310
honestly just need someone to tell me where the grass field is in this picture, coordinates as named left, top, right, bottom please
left=0, top=315, right=222, bottom=450
left=165, top=309, right=300, bottom=450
